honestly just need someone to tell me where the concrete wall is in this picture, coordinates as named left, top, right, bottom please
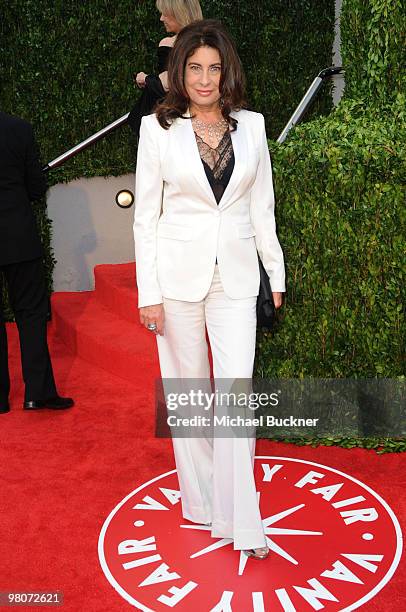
left=47, top=0, right=344, bottom=292
left=47, top=174, right=135, bottom=291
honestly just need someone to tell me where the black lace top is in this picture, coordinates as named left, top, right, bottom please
left=195, top=129, right=235, bottom=205
left=194, top=128, right=235, bottom=264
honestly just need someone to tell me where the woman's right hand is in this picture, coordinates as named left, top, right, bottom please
left=272, top=292, right=284, bottom=309
left=139, top=304, right=165, bottom=335
left=134, top=71, right=148, bottom=88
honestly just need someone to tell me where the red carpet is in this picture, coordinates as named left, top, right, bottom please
left=0, top=263, right=404, bottom=611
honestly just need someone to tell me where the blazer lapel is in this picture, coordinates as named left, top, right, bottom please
left=218, top=109, right=247, bottom=210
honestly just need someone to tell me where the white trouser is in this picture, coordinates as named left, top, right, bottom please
left=156, top=265, right=266, bottom=550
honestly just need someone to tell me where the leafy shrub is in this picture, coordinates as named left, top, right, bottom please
left=256, top=95, right=405, bottom=379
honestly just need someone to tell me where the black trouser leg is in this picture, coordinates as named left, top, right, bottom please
left=0, top=273, right=11, bottom=406
left=3, top=258, right=57, bottom=401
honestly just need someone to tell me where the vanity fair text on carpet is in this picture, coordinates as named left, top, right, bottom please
left=112, top=461, right=392, bottom=611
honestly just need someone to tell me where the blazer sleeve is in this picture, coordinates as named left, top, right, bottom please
left=249, top=114, right=286, bottom=292
left=133, top=116, right=164, bottom=308
left=24, top=124, right=47, bottom=202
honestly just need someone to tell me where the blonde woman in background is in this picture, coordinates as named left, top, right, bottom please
left=129, top=0, right=203, bottom=138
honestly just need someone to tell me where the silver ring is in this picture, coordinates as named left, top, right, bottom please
left=147, top=323, right=157, bottom=331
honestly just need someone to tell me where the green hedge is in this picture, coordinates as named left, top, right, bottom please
left=256, top=0, right=406, bottom=380
left=257, top=94, right=405, bottom=379
left=340, top=0, right=405, bottom=105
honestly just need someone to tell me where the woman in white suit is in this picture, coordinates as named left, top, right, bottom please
left=133, top=19, right=285, bottom=559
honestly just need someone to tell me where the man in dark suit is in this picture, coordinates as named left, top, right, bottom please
left=0, top=111, right=73, bottom=413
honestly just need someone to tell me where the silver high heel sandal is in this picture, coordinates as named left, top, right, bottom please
left=244, top=546, right=269, bottom=560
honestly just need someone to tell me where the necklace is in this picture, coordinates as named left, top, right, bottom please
left=191, top=116, right=229, bottom=148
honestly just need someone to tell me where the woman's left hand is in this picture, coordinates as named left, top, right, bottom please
left=272, top=292, right=283, bottom=309
left=135, top=71, right=148, bottom=88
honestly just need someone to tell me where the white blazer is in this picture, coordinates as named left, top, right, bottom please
left=133, top=108, right=285, bottom=308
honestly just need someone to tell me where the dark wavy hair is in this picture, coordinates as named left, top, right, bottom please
left=155, top=19, right=247, bottom=130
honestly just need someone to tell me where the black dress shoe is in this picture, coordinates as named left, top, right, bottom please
left=23, top=396, right=74, bottom=410
left=0, top=402, right=10, bottom=414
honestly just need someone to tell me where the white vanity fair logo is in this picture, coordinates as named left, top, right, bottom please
left=98, top=457, right=402, bottom=611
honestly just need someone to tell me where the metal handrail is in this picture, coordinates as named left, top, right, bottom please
left=42, top=112, right=130, bottom=172
left=42, top=66, right=344, bottom=171
left=277, top=66, right=344, bottom=143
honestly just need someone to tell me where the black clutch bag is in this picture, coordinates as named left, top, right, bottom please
left=256, top=254, right=275, bottom=329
